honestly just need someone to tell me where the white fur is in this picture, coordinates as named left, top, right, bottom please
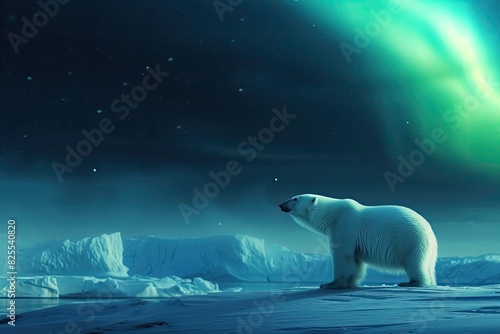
left=279, top=194, right=438, bottom=289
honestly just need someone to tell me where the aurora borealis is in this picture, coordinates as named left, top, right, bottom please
left=294, top=0, right=500, bottom=179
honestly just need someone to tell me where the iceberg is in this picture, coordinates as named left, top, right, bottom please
left=17, top=232, right=128, bottom=278
left=123, top=234, right=330, bottom=282
left=436, top=254, right=500, bottom=284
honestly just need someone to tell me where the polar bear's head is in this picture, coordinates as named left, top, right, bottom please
left=279, top=194, right=320, bottom=233
left=279, top=194, right=317, bottom=214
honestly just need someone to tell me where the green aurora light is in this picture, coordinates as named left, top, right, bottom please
left=295, top=0, right=500, bottom=179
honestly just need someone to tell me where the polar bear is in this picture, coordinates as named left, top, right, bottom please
left=279, top=194, right=438, bottom=289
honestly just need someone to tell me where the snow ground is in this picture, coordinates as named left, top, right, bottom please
left=4, top=284, right=500, bottom=333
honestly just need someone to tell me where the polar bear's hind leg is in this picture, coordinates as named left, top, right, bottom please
left=399, top=250, right=435, bottom=287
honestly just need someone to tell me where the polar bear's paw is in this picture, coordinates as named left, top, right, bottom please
left=398, top=280, right=425, bottom=287
left=319, top=280, right=352, bottom=289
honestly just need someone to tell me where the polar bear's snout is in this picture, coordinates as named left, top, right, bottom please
left=279, top=201, right=292, bottom=213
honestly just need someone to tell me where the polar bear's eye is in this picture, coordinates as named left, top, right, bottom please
left=293, top=198, right=298, bottom=201
left=311, top=197, right=316, bottom=203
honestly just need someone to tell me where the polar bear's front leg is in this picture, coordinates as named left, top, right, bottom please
left=320, top=250, right=365, bottom=289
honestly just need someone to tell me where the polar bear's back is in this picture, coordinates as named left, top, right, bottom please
left=350, top=204, right=437, bottom=271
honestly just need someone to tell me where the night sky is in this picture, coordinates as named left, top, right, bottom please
left=1, top=0, right=500, bottom=256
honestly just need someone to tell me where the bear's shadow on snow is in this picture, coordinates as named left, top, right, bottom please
left=243, top=286, right=391, bottom=307
left=278, top=285, right=448, bottom=305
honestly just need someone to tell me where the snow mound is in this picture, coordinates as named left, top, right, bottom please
left=18, top=232, right=128, bottom=277
left=0, top=275, right=219, bottom=298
